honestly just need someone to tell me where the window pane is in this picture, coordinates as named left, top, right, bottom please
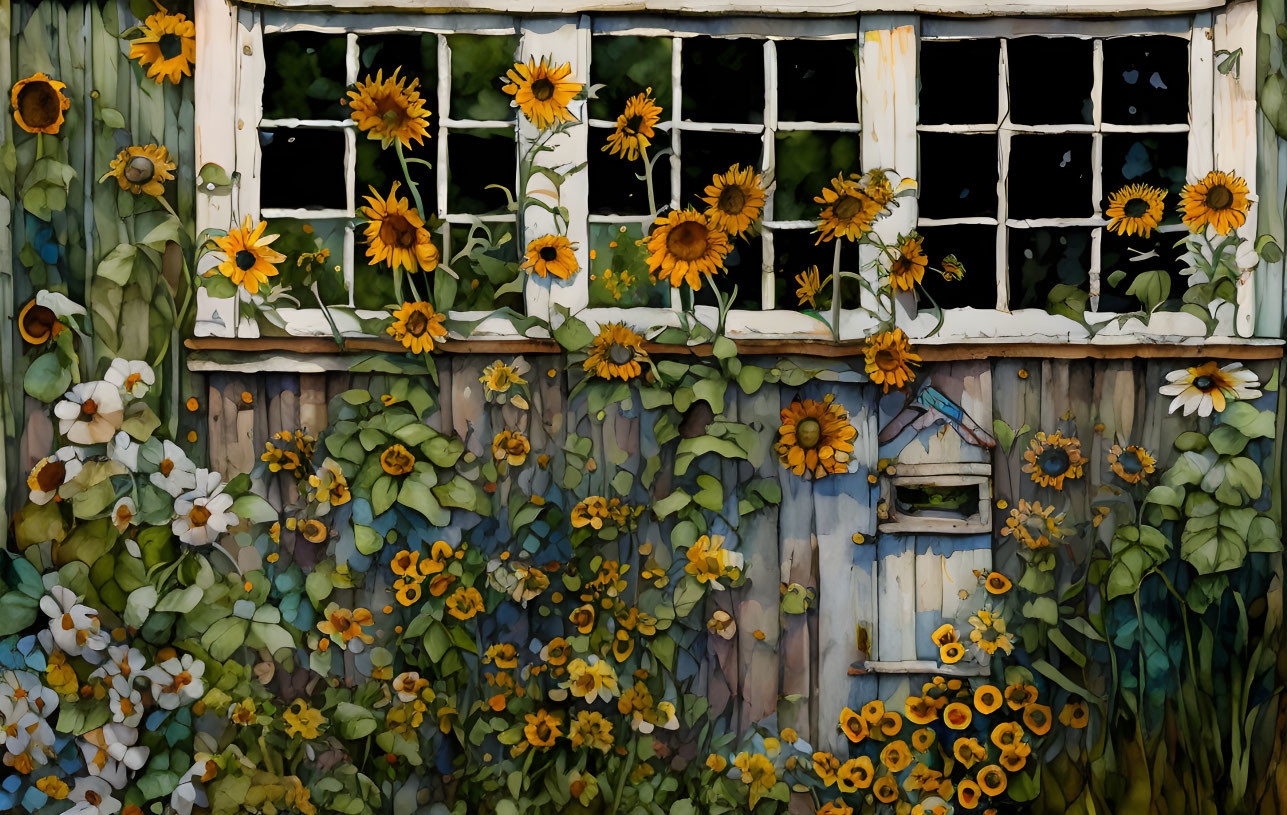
left=447, top=128, right=516, bottom=215
left=356, top=137, right=436, bottom=216
left=1007, top=227, right=1092, bottom=310
left=1102, top=133, right=1188, bottom=224
left=681, top=36, right=763, bottom=124
left=1099, top=228, right=1187, bottom=313
left=449, top=222, right=521, bottom=311
left=590, top=36, right=673, bottom=122
left=774, top=130, right=861, bottom=222
left=588, top=128, right=672, bottom=216
left=263, top=33, right=348, bottom=120
left=448, top=34, right=520, bottom=121
left=359, top=33, right=436, bottom=86
left=268, top=219, right=349, bottom=306
left=915, top=225, right=997, bottom=310
left=1007, top=37, right=1094, bottom=125
left=918, top=39, right=999, bottom=125
left=693, top=235, right=763, bottom=310
left=919, top=133, right=997, bottom=219
left=1102, top=35, right=1189, bottom=125
left=1008, top=134, right=1093, bottom=219
left=258, top=129, right=347, bottom=211
left=771, top=228, right=836, bottom=312
left=588, top=223, right=671, bottom=308
left=678, top=131, right=764, bottom=205
left=776, top=39, right=858, bottom=122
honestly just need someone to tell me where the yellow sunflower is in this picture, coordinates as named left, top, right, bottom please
left=481, top=360, right=527, bottom=394
left=386, top=301, right=447, bottom=354
left=839, top=707, right=868, bottom=743
left=103, top=144, right=175, bottom=197
left=1022, top=431, right=1085, bottom=490
left=583, top=323, right=648, bottom=381
left=18, top=299, right=63, bottom=345
left=863, top=328, right=921, bottom=393
left=872, top=775, right=899, bottom=803
left=603, top=90, right=662, bottom=161
left=11, top=73, right=70, bottom=134
left=502, top=58, right=582, bottom=130
left=701, top=164, right=766, bottom=236
left=1108, top=443, right=1156, bottom=484
left=492, top=430, right=531, bottom=466
left=1060, top=700, right=1089, bottom=729
left=1105, top=183, right=1166, bottom=238
left=795, top=265, right=823, bottom=308
left=380, top=443, right=417, bottom=476
left=360, top=182, right=440, bottom=273
left=775, top=395, right=857, bottom=479
left=129, top=11, right=195, bottom=85
left=888, top=234, right=928, bottom=292
left=1000, top=499, right=1069, bottom=550
left=973, top=685, right=1002, bottom=714
left=212, top=215, right=286, bottom=294
left=1180, top=171, right=1250, bottom=235
left=347, top=69, right=432, bottom=149
left=976, top=765, right=1008, bottom=797
left=522, top=234, right=579, bottom=279
left=645, top=209, right=731, bottom=290
left=814, top=173, right=881, bottom=244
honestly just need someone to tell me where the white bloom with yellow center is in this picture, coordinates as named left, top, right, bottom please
left=104, top=358, right=155, bottom=399
left=54, top=380, right=124, bottom=444
left=39, top=586, right=108, bottom=660
left=27, top=446, right=82, bottom=505
left=172, top=469, right=237, bottom=546
left=147, top=440, right=197, bottom=497
left=143, top=653, right=206, bottom=710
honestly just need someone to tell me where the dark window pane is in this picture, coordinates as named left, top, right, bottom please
left=448, top=129, right=516, bottom=215
left=589, top=223, right=671, bottom=308
left=776, top=39, right=858, bottom=122
left=1099, top=228, right=1187, bottom=312
left=266, top=219, right=349, bottom=306
left=1008, top=37, right=1093, bottom=125
left=919, top=133, right=997, bottom=219
left=263, top=34, right=348, bottom=120
left=919, top=39, right=999, bottom=125
left=360, top=33, right=436, bottom=86
left=1102, top=133, right=1187, bottom=224
left=589, top=128, right=671, bottom=216
left=678, top=131, right=764, bottom=205
left=258, top=129, right=346, bottom=210
left=590, top=36, right=673, bottom=122
left=356, top=136, right=436, bottom=216
left=1007, top=227, right=1091, bottom=310
left=915, top=225, right=997, bottom=310
left=448, top=34, right=519, bottom=121
left=449, top=222, right=521, bottom=310
left=1008, top=135, right=1093, bottom=219
left=774, top=130, right=861, bottom=223
left=1103, top=35, right=1189, bottom=125
left=681, top=37, right=763, bottom=124
left=771, top=228, right=836, bottom=311
left=693, top=235, right=763, bottom=310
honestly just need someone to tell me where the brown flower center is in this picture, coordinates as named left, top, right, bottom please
left=17, top=81, right=60, bottom=129
left=796, top=418, right=822, bottom=449
left=35, top=460, right=66, bottom=492
left=380, top=214, right=418, bottom=249
left=235, top=250, right=258, bottom=271
left=81, top=399, right=99, bottom=417
left=608, top=343, right=635, bottom=366
left=404, top=309, right=429, bottom=337
left=875, top=348, right=900, bottom=372
left=85, top=791, right=102, bottom=806
left=539, top=245, right=559, bottom=262
left=1124, top=197, right=1150, bottom=218
left=160, top=458, right=175, bottom=476
left=717, top=184, right=747, bottom=215
left=125, top=156, right=156, bottom=184
left=832, top=194, right=868, bottom=221
left=158, top=32, right=185, bottom=61
left=21, top=303, right=56, bottom=343
left=1192, top=374, right=1218, bottom=392
left=1205, top=184, right=1233, bottom=211
left=666, top=221, right=709, bottom=261
left=188, top=505, right=212, bottom=527
left=531, top=78, right=555, bottom=101
left=624, top=114, right=644, bottom=134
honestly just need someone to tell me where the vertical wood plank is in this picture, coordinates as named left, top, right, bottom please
left=777, top=385, right=815, bottom=740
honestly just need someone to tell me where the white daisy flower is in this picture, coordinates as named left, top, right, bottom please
left=108, top=676, right=144, bottom=727
left=108, top=431, right=140, bottom=471
left=170, top=758, right=214, bottom=815
left=91, top=645, right=148, bottom=684
left=143, top=652, right=206, bottom=710
left=172, top=472, right=237, bottom=546
left=147, top=440, right=197, bottom=497
left=1160, top=360, right=1262, bottom=417
left=111, top=497, right=137, bottom=532
left=104, top=358, right=155, bottom=399
left=54, top=381, right=125, bottom=445
left=66, top=776, right=121, bottom=815
left=39, top=586, right=109, bottom=660
left=26, top=446, right=83, bottom=505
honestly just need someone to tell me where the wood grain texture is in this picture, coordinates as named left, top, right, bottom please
left=234, top=0, right=1229, bottom=15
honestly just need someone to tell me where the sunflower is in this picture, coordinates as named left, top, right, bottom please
left=931, top=623, right=957, bottom=648
left=1003, top=683, right=1038, bottom=711
left=860, top=700, right=885, bottom=724
left=814, top=173, right=881, bottom=244
left=645, top=209, right=730, bottom=290
left=911, top=728, right=935, bottom=752
left=942, top=702, right=972, bottom=730
left=863, top=328, right=921, bottom=393
left=775, top=395, right=857, bottom=479
left=940, top=642, right=966, bottom=664
left=1023, top=703, right=1053, bottom=736
left=603, top=90, right=662, bottom=161
left=524, top=709, right=562, bottom=748
left=1059, top=700, right=1089, bottom=729
left=1160, top=360, right=1261, bottom=417
left=954, top=737, right=987, bottom=769
left=839, top=707, right=868, bottom=743
left=1022, top=431, right=1085, bottom=490
left=381, top=444, right=417, bottom=476
left=360, top=182, right=440, bottom=273
left=939, top=255, right=966, bottom=281
left=348, top=69, right=432, bottom=150
left=300, top=519, right=328, bottom=543
left=888, top=234, right=928, bottom=292
left=985, top=572, right=1013, bottom=595
left=879, top=740, right=911, bottom=773
left=492, top=430, right=530, bottom=466
left=1180, top=171, right=1250, bottom=235
left=999, top=747, right=1028, bottom=773
left=795, top=265, right=824, bottom=308
left=872, top=775, right=899, bottom=803
left=836, top=756, right=874, bottom=792
left=813, top=751, right=841, bottom=786
left=522, top=234, right=578, bottom=279
left=976, top=765, right=1007, bottom=797
left=904, top=696, right=937, bottom=725
left=973, top=684, right=1002, bottom=714
left=387, top=301, right=447, bottom=353
left=104, top=145, right=175, bottom=197
left=1000, top=499, right=1069, bottom=550
left=701, top=164, right=766, bottom=236
left=502, top=58, right=582, bottom=130
left=1108, top=443, right=1156, bottom=484
left=18, top=299, right=62, bottom=344
left=130, top=10, right=196, bottom=84
left=957, top=779, right=982, bottom=810
left=481, top=360, right=528, bottom=395
left=1105, top=183, right=1166, bottom=238
left=584, top=322, right=648, bottom=381
left=11, top=73, right=70, bottom=134
left=877, top=711, right=903, bottom=737
left=212, top=215, right=286, bottom=294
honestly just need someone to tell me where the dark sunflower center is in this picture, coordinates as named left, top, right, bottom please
left=717, top=185, right=747, bottom=215
left=158, top=33, right=185, bottom=61
left=1124, top=197, right=1150, bottom=218
left=608, top=343, right=634, bottom=366
left=1205, top=184, right=1233, bottom=210
left=666, top=221, right=709, bottom=261
left=36, top=461, right=65, bottom=491
left=624, top=114, right=644, bottom=134
left=235, top=250, right=258, bottom=271
left=832, top=194, right=867, bottom=221
left=531, top=78, right=555, bottom=101
left=1193, top=375, right=1217, bottom=392
left=380, top=214, right=417, bottom=249
left=1037, top=448, right=1070, bottom=476
left=17, top=82, right=59, bottom=129
left=125, top=156, right=156, bottom=184
left=539, top=246, right=559, bottom=262
left=376, top=96, right=409, bottom=129
left=874, top=348, right=900, bottom=371
left=22, top=304, right=56, bottom=340
left=796, top=418, right=822, bottom=449
left=404, top=310, right=429, bottom=336
left=1118, top=450, right=1143, bottom=474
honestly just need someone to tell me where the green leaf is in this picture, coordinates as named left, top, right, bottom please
left=1219, top=402, right=1275, bottom=438
left=398, top=480, right=450, bottom=525
left=693, top=475, right=723, bottom=511
left=653, top=490, right=691, bottom=520
left=231, top=494, right=279, bottom=524
left=1022, top=596, right=1058, bottom=625
left=334, top=702, right=378, bottom=739
left=992, top=420, right=1016, bottom=455
left=124, top=586, right=158, bottom=628
left=1224, top=456, right=1264, bottom=499
left=24, top=353, right=72, bottom=401
left=355, top=525, right=384, bottom=556
left=155, top=585, right=203, bottom=614
left=553, top=315, right=594, bottom=351
left=1208, top=424, right=1249, bottom=455
left=712, top=336, right=737, bottom=360
left=736, top=364, right=764, bottom=395
left=97, top=244, right=138, bottom=285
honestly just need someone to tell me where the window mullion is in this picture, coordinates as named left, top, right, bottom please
left=762, top=39, right=778, bottom=311
left=1088, top=38, right=1104, bottom=311
left=234, top=9, right=266, bottom=339
left=668, top=36, right=683, bottom=311
left=994, top=38, right=1010, bottom=313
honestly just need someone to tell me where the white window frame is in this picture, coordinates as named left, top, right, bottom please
left=193, top=3, right=1260, bottom=344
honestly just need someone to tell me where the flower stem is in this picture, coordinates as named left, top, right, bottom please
left=829, top=239, right=842, bottom=342
left=640, top=145, right=658, bottom=218
left=395, top=141, right=426, bottom=218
